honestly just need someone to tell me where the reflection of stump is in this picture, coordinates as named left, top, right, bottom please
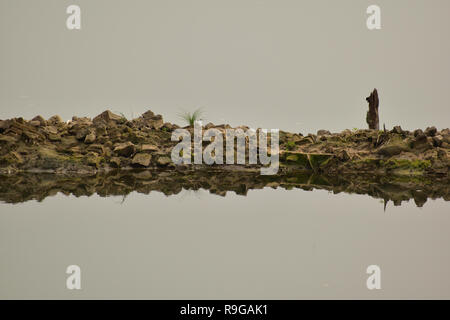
left=366, top=88, right=379, bottom=130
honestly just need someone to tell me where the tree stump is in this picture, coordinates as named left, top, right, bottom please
left=366, top=88, right=379, bottom=130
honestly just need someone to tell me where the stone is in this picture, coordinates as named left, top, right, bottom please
left=141, top=144, right=158, bottom=152
left=109, top=157, right=121, bottom=168
left=317, top=130, right=331, bottom=136
left=391, top=126, right=403, bottom=134
left=87, top=144, right=105, bottom=155
left=413, top=129, right=423, bottom=137
left=156, top=156, right=171, bottom=166
left=75, top=127, right=91, bottom=141
left=432, top=135, right=443, bottom=147
left=142, top=110, right=155, bottom=119
left=131, top=153, right=152, bottom=167
left=425, top=126, right=437, bottom=137
left=411, top=133, right=433, bottom=150
left=113, top=142, right=136, bottom=157
left=141, top=110, right=164, bottom=129
left=205, top=123, right=215, bottom=130
left=84, top=133, right=96, bottom=144
left=93, top=110, right=123, bottom=124
left=32, top=115, right=46, bottom=126
left=48, top=134, right=61, bottom=142
left=29, top=120, right=41, bottom=127
left=60, top=136, right=79, bottom=148
left=377, top=144, right=407, bottom=157
left=337, top=149, right=350, bottom=161
left=48, top=115, right=63, bottom=125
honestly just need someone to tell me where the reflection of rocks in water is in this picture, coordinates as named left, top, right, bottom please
left=0, top=168, right=448, bottom=207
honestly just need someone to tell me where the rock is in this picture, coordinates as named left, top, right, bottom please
left=44, top=126, right=58, bottom=135
left=93, top=110, right=123, bottom=125
left=156, top=156, right=171, bottom=166
left=411, top=133, right=433, bottom=150
left=87, top=144, right=105, bottom=155
left=75, top=127, right=91, bottom=140
left=425, top=126, right=437, bottom=137
left=142, top=110, right=155, bottom=119
left=337, top=150, right=350, bottom=161
left=113, top=142, right=135, bottom=157
left=48, top=115, right=62, bottom=125
left=10, top=152, right=23, bottom=164
left=413, top=129, right=423, bottom=137
left=377, top=144, right=407, bottom=157
left=432, top=135, right=443, bottom=147
left=0, top=135, right=18, bottom=144
left=29, top=120, right=41, bottom=127
left=297, top=136, right=314, bottom=145
left=109, top=157, right=121, bottom=168
left=84, top=133, right=96, bottom=144
left=32, top=115, right=46, bottom=126
left=317, top=130, right=331, bottom=136
left=341, top=129, right=352, bottom=136
left=48, top=134, right=61, bottom=142
left=391, top=126, right=403, bottom=134
left=141, top=144, right=158, bottom=152
left=95, top=125, right=107, bottom=136
left=205, top=123, right=215, bottom=129
left=60, top=136, right=79, bottom=148
left=437, top=148, right=447, bottom=160
left=141, top=111, right=164, bottom=130
left=132, top=153, right=152, bottom=167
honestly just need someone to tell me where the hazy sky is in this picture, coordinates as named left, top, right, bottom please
left=1, top=0, right=449, bottom=134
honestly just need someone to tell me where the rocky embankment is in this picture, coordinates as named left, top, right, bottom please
left=0, top=110, right=449, bottom=177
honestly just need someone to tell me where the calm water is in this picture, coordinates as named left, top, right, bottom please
left=1, top=180, right=449, bottom=299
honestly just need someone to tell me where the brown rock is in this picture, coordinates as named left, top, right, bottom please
left=48, top=115, right=63, bottom=125
left=32, top=115, right=46, bottom=126
left=391, top=126, right=403, bottom=134
left=413, top=129, right=423, bottom=137
left=141, top=144, right=158, bottom=152
left=132, top=153, right=152, bottom=167
left=113, top=142, right=136, bottom=157
left=87, top=144, right=105, bottom=155
left=93, top=110, right=123, bottom=124
left=84, top=133, right=96, bottom=144
left=156, top=156, right=172, bottom=166
left=317, top=130, right=331, bottom=136
left=109, top=157, right=121, bottom=168
left=425, top=126, right=437, bottom=137
left=432, top=135, right=443, bottom=147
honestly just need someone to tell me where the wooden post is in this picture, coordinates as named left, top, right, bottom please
left=366, top=88, right=379, bottom=130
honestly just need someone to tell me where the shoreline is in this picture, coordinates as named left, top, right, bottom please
left=0, top=110, right=448, bottom=177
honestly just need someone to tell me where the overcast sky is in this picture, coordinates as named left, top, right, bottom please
left=1, top=0, right=449, bottom=134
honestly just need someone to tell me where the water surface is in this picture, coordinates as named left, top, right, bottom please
left=1, top=171, right=449, bottom=299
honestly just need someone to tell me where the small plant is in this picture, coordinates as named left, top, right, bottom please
left=178, top=108, right=204, bottom=127
left=117, top=112, right=127, bottom=124
left=285, top=141, right=296, bottom=151
left=352, top=127, right=358, bottom=132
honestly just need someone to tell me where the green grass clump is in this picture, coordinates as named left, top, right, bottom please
left=285, top=141, right=296, bottom=150
left=178, top=108, right=204, bottom=127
